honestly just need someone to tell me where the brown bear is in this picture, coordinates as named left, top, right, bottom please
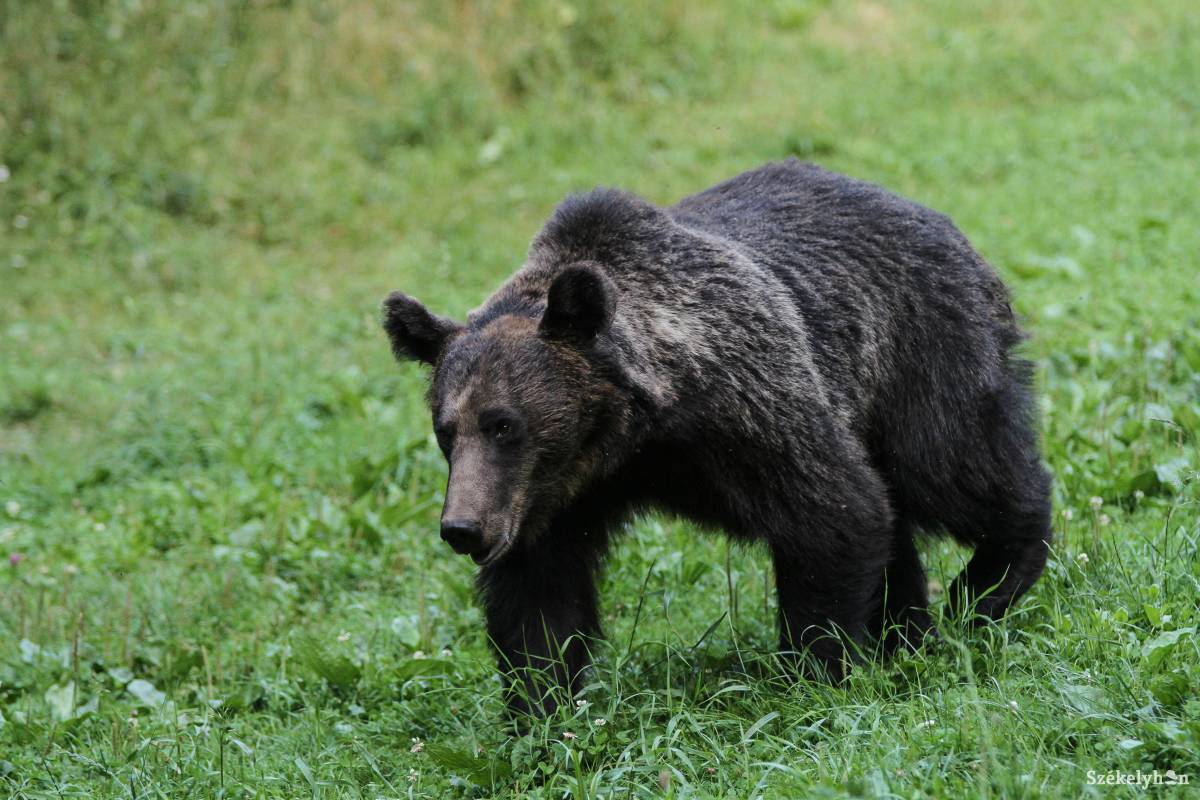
left=381, top=159, right=1052, bottom=716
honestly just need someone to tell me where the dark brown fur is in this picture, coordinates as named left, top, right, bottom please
left=381, top=159, right=1053, bottom=716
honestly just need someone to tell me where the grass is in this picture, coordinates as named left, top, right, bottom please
left=1, top=0, right=1198, bottom=796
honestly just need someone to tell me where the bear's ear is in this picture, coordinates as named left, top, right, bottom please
left=381, top=291, right=462, bottom=365
left=539, top=263, right=616, bottom=345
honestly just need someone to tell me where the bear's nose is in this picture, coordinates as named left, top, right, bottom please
left=440, top=519, right=484, bottom=556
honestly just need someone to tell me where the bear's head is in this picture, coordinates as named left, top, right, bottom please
left=382, top=263, right=628, bottom=566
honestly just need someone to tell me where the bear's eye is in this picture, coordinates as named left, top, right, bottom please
left=479, top=409, right=522, bottom=445
left=484, top=418, right=514, bottom=441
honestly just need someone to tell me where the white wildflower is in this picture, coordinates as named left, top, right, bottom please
left=593, top=718, right=607, bottom=727
left=410, top=738, right=424, bottom=754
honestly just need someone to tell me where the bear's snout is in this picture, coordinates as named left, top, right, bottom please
left=440, top=519, right=486, bottom=556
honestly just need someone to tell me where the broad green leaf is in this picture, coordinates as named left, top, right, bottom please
left=394, top=658, right=454, bottom=682
left=44, top=682, right=76, bottom=723
left=426, top=745, right=483, bottom=772
left=295, top=756, right=315, bottom=788
left=1154, top=457, right=1191, bottom=493
left=427, top=744, right=512, bottom=788
left=1060, top=683, right=1106, bottom=715
left=1142, top=627, right=1195, bottom=669
left=1143, top=403, right=1174, bottom=424
left=1150, top=671, right=1189, bottom=706
left=108, top=666, right=134, bottom=685
left=293, top=634, right=361, bottom=690
left=390, top=616, right=421, bottom=648
left=74, top=695, right=99, bottom=721
left=127, top=679, right=166, bottom=707
left=1013, top=253, right=1083, bottom=279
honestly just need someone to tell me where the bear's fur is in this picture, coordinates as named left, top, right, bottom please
left=382, top=159, right=1052, bottom=715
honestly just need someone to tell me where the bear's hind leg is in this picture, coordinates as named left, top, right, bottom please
left=946, top=502, right=1051, bottom=622
left=944, top=384, right=1053, bottom=622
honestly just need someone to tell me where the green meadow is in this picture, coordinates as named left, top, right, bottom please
left=1, top=1, right=1197, bottom=796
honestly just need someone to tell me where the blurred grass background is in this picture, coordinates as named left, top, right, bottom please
left=2, top=1, right=1198, bottom=797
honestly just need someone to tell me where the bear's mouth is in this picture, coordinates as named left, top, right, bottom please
left=471, top=512, right=521, bottom=567
left=471, top=531, right=514, bottom=567
left=471, top=496, right=524, bottom=567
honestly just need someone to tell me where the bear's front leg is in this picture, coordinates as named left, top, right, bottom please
left=475, top=537, right=602, bottom=718
left=768, top=486, right=893, bottom=681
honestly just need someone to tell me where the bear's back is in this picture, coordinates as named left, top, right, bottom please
left=669, top=159, right=1021, bottom=434
left=669, top=158, right=970, bottom=278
